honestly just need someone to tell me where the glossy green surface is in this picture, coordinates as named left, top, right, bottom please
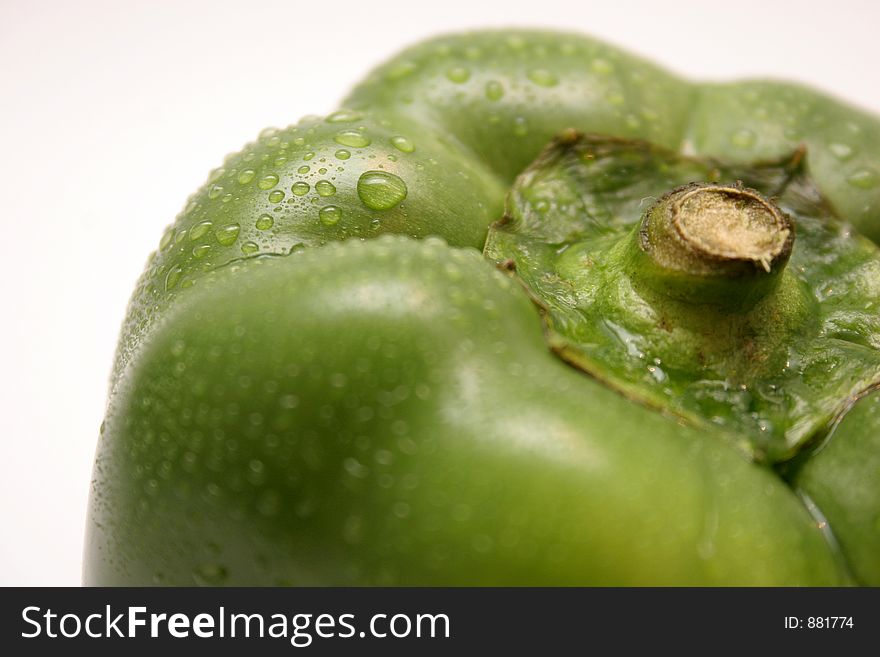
left=793, top=389, right=880, bottom=586
left=86, top=30, right=880, bottom=585
left=86, top=237, right=845, bottom=585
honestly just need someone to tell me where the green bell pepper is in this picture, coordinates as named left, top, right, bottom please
left=85, top=30, right=880, bottom=586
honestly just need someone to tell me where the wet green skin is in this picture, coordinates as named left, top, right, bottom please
left=792, top=388, right=880, bottom=586
left=485, top=134, right=880, bottom=464
left=86, top=30, right=880, bottom=585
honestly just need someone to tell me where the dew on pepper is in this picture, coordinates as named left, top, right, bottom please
left=334, top=130, right=371, bottom=148
left=357, top=171, right=408, bottom=210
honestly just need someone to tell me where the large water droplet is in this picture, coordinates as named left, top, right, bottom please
left=527, top=69, right=558, bottom=87
left=193, top=564, right=228, bottom=586
left=255, top=214, right=274, bottom=230
left=315, top=180, right=337, bottom=197
left=445, top=66, right=470, bottom=83
left=357, top=171, right=408, bottom=210
left=730, top=128, right=756, bottom=148
left=292, top=181, right=310, bottom=196
left=464, top=46, right=483, bottom=60
left=829, top=143, right=854, bottom=160
left=485, top=80, right=504, bottom=101
left=237, top=169, right=256, bottom=185
left=189, top=220, right=213, bottom=241
left=241, top=241, right=259, bottom=255
left=326, top=109, right=363, bottom=123
left=385, top=60, right=418, bottom=80
left=258, top=173, right=279, bottom=190
left=847, top=168, right=878, bottom=189
left=215, top=223, right=241, bottom=246
left=390, top=135, right=415, bottom=153
left=591, top=58, right=613, bottom=74
left=334, top=130, right=371, bottom=148
left=164, top=265, right=182, bottom=291
left=335, top=149, right=351, bottom=160
left=319, top=205, right=342, bottom=226
left=207, top=184, right=224, bottom=200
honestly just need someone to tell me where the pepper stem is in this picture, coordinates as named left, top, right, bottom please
left=626, top=183, right=794, bottom=306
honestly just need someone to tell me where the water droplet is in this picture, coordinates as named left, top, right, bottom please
left=464, top=46, right=483, bottom=60
left=334, top=130, right=371, bottom=148
left=255, top=214, right=274, bottom=230
left=241, top=241, right=259, bottom=255
left=193, top=564, right=228, bottom=586
left=829, top=143, right=854, bottom=160
left=192, top=244, right=211, bottom=259
left=847, top=168, right=878, bottom=189
left=292, top=181, right=310, bottom=196
left=527, top=68, right=558, bottom=87
left=342, top=515, right=363, bottom=544
left=189, top=220, right=213, bottom=241
left=591, top=58, right=613, bottom=74
left=390, top=135, right=415, bottom=153
left=164, top=265, right=182, bottom=291
left=215, top=223, right=241, bottom=246
left=730, top=128, right=756, bottom=148
left=335, top=149, right=351, bottom=160
left=485, top=80, right=504, bottom=101
left=343, top=457, right=368, bottom=478
left=319, top=205, right=342, bottom=226
left=207, top=184, right=224, bottom=199
left=237, top=169, right=256, bottom=185
left=268, top=189, right=285, bottom=203
left=445, top=66, right=470, bottom=83
left=258, top=173, right=279, bottom=189
left=159, top=230, right=173, bottom=250
left=297, top=165, right=310, bottom=174
left=257, top=490, right=280, bottom=517
left=512, top=116, right=529, bottom=137
left=315, top=180, right=337, bottom=197
left=273, top=155, right=287, bottom=167
left=303, top=152, right=315, bottom=161
left=326, top=109, right=363, bottom=123
left=357, top=171, right=407, bottom=210
left=386, top=60, right=418, bottom=80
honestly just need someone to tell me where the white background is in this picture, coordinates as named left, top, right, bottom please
left=1, top=0, right=878, bottom=585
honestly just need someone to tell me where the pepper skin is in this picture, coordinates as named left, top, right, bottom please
left=85, top=30, right=880, bottom=586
